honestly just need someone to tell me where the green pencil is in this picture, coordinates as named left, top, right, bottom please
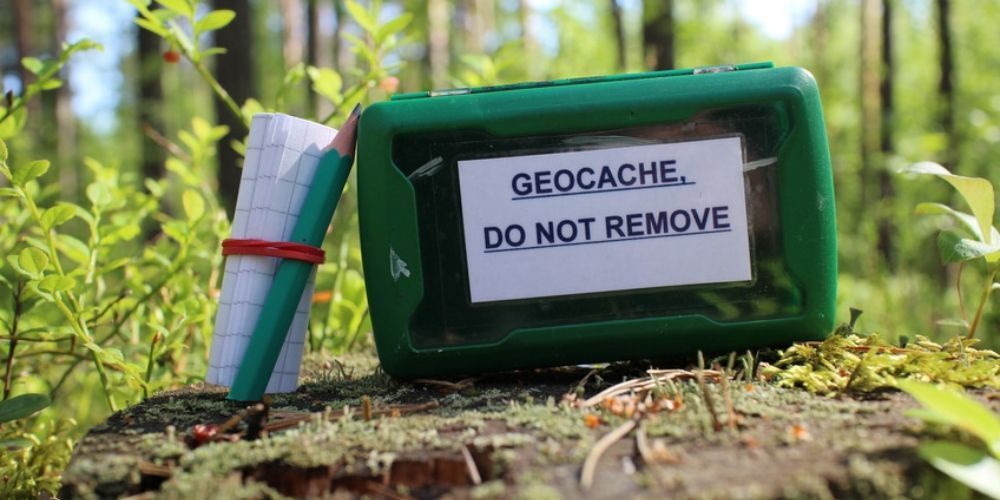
left=228, top=105, right=361, bottom=401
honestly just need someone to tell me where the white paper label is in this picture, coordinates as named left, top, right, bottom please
left=457, top=136, right=752, bottom=303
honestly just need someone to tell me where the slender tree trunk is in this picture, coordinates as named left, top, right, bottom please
left=477, top=0, right=495, bottom=48
left=280, top=0, right=304, bottom=66
left=11, top=0, right=33, bottom=97
left=138, top=9, right=165, bottom=183
left=877, top=0, right=895, bottom=267
left=211, top=0, right=255, bottom=216
left=11, top=0, right=38, bottom=133
left=810, top=1, right=830, bottom=96
left=51, top=0, right=78, bottom=199
left=333, top=0, right=346, bottom=70
left=610, top=0, right=626, bottom=72
left=460, top=0, right=480, bottom=54
left=642, top=0, right=674, bottom=70
left=306, top=0, right=320, bottom=115
left=428, top=0, right=450, bottom=88
left=936, top=0, right=955, bottom=168
left=520, top=0, right=540, bottom=80
left=859, top=0, right=880, bottom=210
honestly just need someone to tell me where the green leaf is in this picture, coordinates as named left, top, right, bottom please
left=0, top=138, right=7, bottom=162
left=13, top=160, right=50, bottom=185
left=182, top=189, right=205, bottom=222
left=376, top=13, right=412, bottom=45
left=899, top=380, right=1000, bottom=457
left=0, top=438, right=34, bottom=450
left=38, top=275, right=75, bottom=294
left=17, top=247, right=49, bottom=279
left=345, top=0, right=377, bottom=33
left=37, top=78, right=63, bottom=91
left=0, top=393, right=51, bottom=423
left=58, top=234, right=90, bottom=264
left=21, top=57, right=43, bottom=75
left=200, top=47, right=227, bottom=58
left=914, top=204, right=1000, bottom=248
left=134, top=17, right=169, bottom=38
left=126, top=0, right=152, bottom=11
left=901, top=162, right=996, bottom=245
left=307, top=67, right=343, bottom=103
left=63, top=39, right=102, bottom=55
left=0, top=106, right=27, bottom=140
left=155, top=0, right=193, bottom=18
left=86, top=182, right=113, bottom=207
left=918, top=442, right=1000, bottom=499
left=40, top=203, right=78, bottom=230
left=162, top=220, right=188, bottom=242
left=937, top=229, right=1000, bottom=264
left=195, top=9, right=235, bottom=33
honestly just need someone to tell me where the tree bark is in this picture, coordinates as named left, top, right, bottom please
left=642, top=0, right=674, bottom=70
left=935, top=0, right=955, bottom=168
left=306, top=0, right=320, bottom=115
left=811, top=1, right=830, bottom=85
left=52, top=0, right=78, bottom=199
left=427, top=0, right=450, bottom=88
left=280, top=0, right=304, bottom=66
left=878, top=0, right=895, bottom=267
left=11, top=0, right=33, bottom=99
left=476, top=0, right=495, bottom=49
left=211, top=0, right=255, bottom=216
left=610, top=0, right=626, bottom=72
left=859, top=0, right=880, bottom=209
left=138, top=9, right=165, bottom=183
left=460, top=0, right=480, bottom=54
left=333, top=0, right=347, bottom=71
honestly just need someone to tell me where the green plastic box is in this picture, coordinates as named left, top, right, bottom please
left=357, top=62, right=837, bottom=378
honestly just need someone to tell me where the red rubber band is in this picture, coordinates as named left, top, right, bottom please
left=222, top=238, right=325, bottom=264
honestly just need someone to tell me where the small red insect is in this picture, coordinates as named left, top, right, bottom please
left=162, top=50, right=181, bottom=64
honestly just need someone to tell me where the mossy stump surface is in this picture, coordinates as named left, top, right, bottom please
left=60, top=352, right=997, bottom=499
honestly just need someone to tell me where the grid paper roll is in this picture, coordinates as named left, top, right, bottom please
left=206, top=113, right=337, bottom=393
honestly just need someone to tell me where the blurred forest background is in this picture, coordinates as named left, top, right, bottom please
left=0, top=0, right=999, bottom=493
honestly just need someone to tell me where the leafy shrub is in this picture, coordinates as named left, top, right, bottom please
left=900, top=162, right=1000, bottom=338
left=0, top=1, right=410, bottom=495
left=899, top=380, right=1000, bottom=499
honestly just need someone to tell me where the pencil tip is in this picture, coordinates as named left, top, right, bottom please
left=328, top=104, right=361, bottom=156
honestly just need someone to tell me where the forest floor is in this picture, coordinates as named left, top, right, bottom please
left=59, top=351, right=997, bottom=499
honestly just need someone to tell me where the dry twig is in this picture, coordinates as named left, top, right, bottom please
left=717, top=363, right=738, bottom=430
left=695, top=362, right=722, bottom=432
left=461, top=445, right=482, bottom=485
left=580, top=419, right=637, bottom=490
left=412, top=377, right=477, bottom=392
left=580, top=369, right=721, bottom=408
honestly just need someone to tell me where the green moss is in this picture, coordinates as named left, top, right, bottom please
left=516, top=482, right=563, bottom=500
left=760, top=333, right=1000, bottom=395
left=157, top=471, right=289, bottom=500
left=62, top=349, right=999, bottom=499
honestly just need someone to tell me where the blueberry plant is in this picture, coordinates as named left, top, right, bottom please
left=901, top=162, right=1000, bottom=339
left=0, top=0, right=409, bottom=494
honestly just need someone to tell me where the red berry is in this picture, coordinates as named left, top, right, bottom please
left=162, top=50, right=181, bottom=64
left=191, top=423, right=218, bottom=445
left=379, top=76, right=400, bottom=94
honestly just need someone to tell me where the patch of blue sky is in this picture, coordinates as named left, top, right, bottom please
left=68, top=0, right=812, bottom=135
left=67, top=0, right=135, bottom=135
